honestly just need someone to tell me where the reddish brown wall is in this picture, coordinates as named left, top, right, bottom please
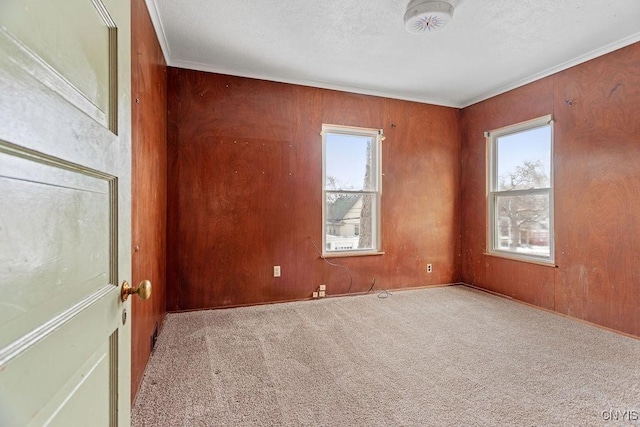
left=461, top=42, right=640, bottom=337
left=131, top=0, right=168, bottom=401
left=167, top=69, right=462, bottom=311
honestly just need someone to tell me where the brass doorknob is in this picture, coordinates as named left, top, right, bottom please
left=121, top=280, right=152, bottom=302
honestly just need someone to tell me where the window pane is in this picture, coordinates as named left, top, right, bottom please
left=496, top=125, right=551, bottom=191
left=325, top=133, right=375, bottom=191
left=495, top=193, right=550, bottom=257
left=325, top=192, right=375, bottom=252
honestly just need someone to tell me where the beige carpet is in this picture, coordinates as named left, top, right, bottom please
left=132, top=285, right=640, bottom=426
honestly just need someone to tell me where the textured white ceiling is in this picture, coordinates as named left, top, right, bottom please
left=145, top=0, right=640, bottom=108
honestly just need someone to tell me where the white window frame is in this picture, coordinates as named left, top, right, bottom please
left=487, top=115, right=555, bottom=265
left=322, top=124, right=383, bottom=257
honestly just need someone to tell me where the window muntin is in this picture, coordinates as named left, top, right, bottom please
left=322, top=125, right=382, bottom=255
left=488, top=115, right=554, bottom=263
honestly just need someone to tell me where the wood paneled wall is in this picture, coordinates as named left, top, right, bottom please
left=460, top=43, right=640, bottom=337
left=167, top=69, right=462, bottom=311
left=131, top=0, right=168, bottom=401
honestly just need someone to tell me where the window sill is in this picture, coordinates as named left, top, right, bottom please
left=322, top=251, right=385, bottom=259
left=484, top=252, right=557, bottom=268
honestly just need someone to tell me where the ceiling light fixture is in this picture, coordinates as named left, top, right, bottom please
left=404, top=1, right=454, bottom=34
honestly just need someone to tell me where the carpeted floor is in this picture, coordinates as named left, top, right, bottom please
left=132, top=285, right=640, bottom=426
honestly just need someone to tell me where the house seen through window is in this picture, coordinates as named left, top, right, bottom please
left=322, top=124, right=382, bottom=255
left=487, top=115, right=554, bottom=263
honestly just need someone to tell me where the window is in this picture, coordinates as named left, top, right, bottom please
left=487, top=115, right=554, bottom=263
left=322, top=124, right=382, bottom=255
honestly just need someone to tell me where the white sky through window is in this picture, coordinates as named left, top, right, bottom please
left=497, top=125, right=551, bottom=180
left=325, top=133, right=370, bottom=191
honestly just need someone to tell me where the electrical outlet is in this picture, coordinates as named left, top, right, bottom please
left=427, top=264, right=433, bottom=273
left=312, top=291, right=319, bottom=298
left=274, top=265, right=281, bottom=277
left=319, top=290, right=326, bottom=298
left=319, top=284, right=326, bottom=291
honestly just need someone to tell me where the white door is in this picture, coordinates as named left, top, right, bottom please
left=0, top=0, right=133, bottom=425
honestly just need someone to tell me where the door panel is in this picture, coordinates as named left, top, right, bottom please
left=0, top=145, right=113, bottom=346
left=0, top=0, right=131, bottom=425
left=1, top=296, right=118, bottom=425
left=3, top=0, right=112, bottom=117
left=45, top=340, right=111, bottom=426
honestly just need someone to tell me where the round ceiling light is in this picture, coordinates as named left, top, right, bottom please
left=404, top=1, right=454, bottom=34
